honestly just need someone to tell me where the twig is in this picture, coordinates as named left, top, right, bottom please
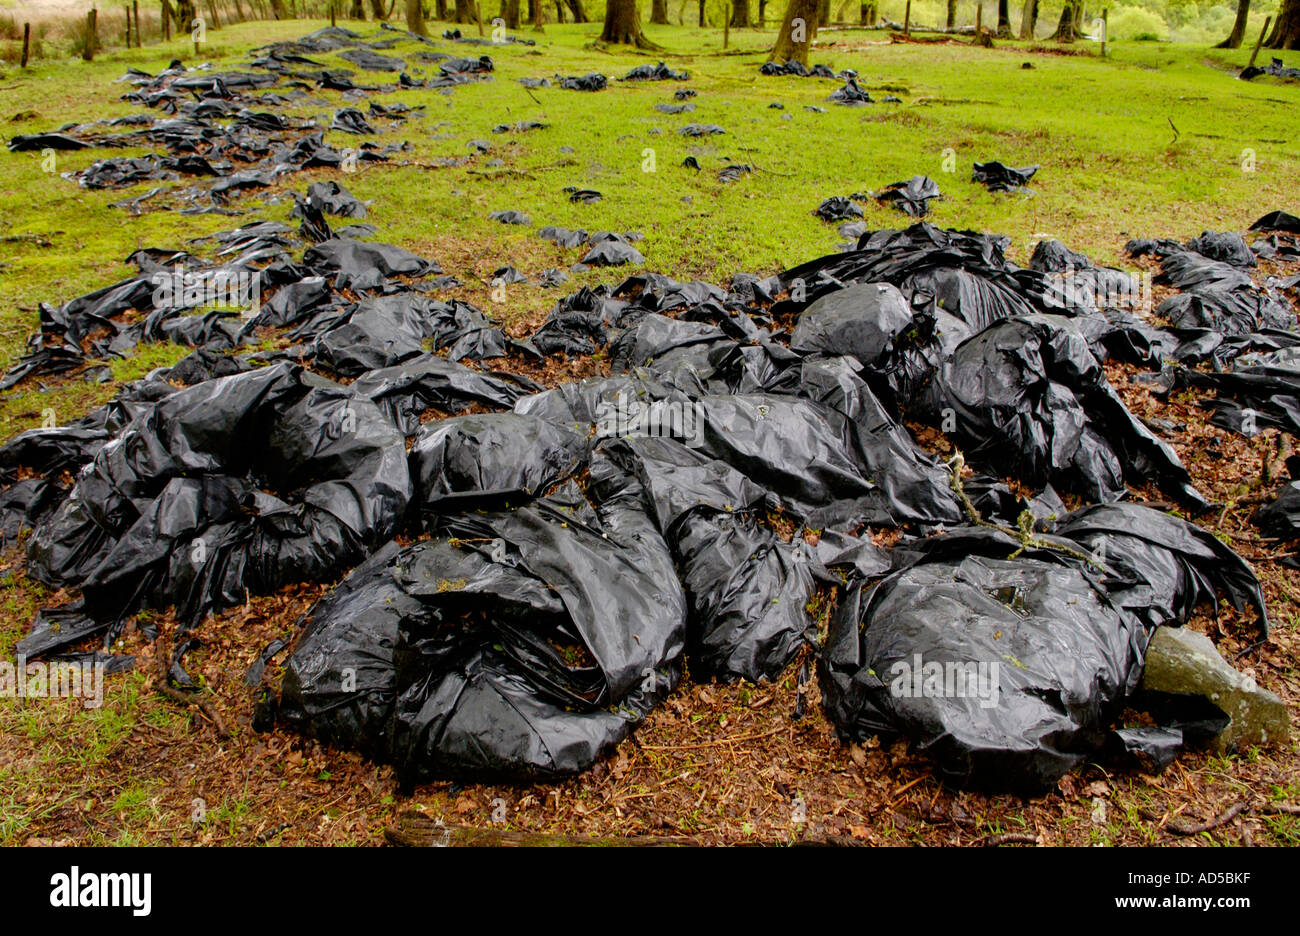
left=980, top=831, right=1038, bottom=846
left=1261, top=802, right=1300, bottom=815
left=1167, top=116, right=1180, bottom=145
left=1161, top=800, right=1246, bottom=836
left=154, top=680, right=231, bottom=739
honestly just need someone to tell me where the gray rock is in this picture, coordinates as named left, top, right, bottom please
left=1141, top=626, right=1291, bottom=753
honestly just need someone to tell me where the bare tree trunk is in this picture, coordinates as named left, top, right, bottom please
left=945, top=0, right=955, bottom=28
left=566, top=0, right=586, bottom=20
left=818, top=0, right=830, bottom=26
left=651, top=0, right=668, bottom=24
left=699, top=0, right=705, bottom=24
left=455, top=0, right=475, bottom=20
left=370, top=0, right=386, bottom=16
left=503, top=0, right=520, bottom=26
left=1214, top=0, right=1249, bottom=47
left=769, top=0, right=819, bottom=64
left=407, top=0, right=430, bottom=32
left=351, top=0, right=366, bottom=16
left=1050, top=2, right=1074, bottom=39
left=731, top=0, right=749, bottom=25
left=1018, top=0, right=1036, bottom=38
left=1266, top=0, right=1300, bottom=46
left=533, top=0, right=545, bottom=28
left=996, top=0, right=1010, bottom=36
left=268, top=0, right=287, bottom=18
left=601, top=0, right=660, bottom=46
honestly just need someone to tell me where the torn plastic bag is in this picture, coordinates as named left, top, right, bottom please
left=303, top=237, right=441, bottom=290
left=0, top=480, right=62, bottom=547
left=1240, top=57, right=1300, bottom=80
left=539, top=225, right=590, bottom=248
left=339, top=48, right=405, bottom=71
left=814, top=196, right=863, bottom=223
left=1251, top=210, right=1300, bottom=235
left=877, top=176, right=941, bottom=217
left=972, top=161, right=1038, bottom=193
left=558, top=73, right=606, bottom=91
left=579, top=234, right=645, bottom=268
left=489, top=209, right=531, bottom=226
left=312, top=294, right=436, bottom=376
left=819, top=504, right=1266, bottom=792
left=911, top=314, right=1208, bottom=510
left=759, top=60, right=836, bottom=78
left=331, top=108, right=377, bottom=134
left=827, top=77, right=873, bottom=105
left=255, top=276, right=333, bottom=328
left=278, top=469, right=686, bottom=782
left=529, top=285, right=627, bottom=356
left=679, top=123, right=725, bottom=137
left=411, top=412, right=587, bottom=516
left=1255, top=482, right=1300, bottom=539
left=25, top=362, right=411, bottom=628
left=598, top=434, right=816, bottom=682
left=8, top=133, right=93, bottom=151
left=1184, top=347, right=1300, bottom=436
left=290, top=181, right=367, bottom=219
left=622, top=62, right=689, bottom=81
left=1186, top=231, right=1256, bottom=268
left=535, top=367, right=962, bottom=529
left=350, top=353, right=541, bottom=435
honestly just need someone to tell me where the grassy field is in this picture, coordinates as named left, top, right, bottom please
left=1, top=19, right=1298, bottom=846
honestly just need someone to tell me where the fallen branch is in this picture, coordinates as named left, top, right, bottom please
left=153, top=681, right=231, bottom=739
left=980, top=831, right=1038, bottom=846
left=1142, top=800, right=1246, bottom=836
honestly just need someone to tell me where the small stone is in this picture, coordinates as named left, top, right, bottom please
left=1141, top=626, right=1291, bottom=753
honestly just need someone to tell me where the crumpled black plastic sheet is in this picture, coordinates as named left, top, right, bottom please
left=877, top=175, right=942, bottom=217
left=277, top=465, right=685, bottom=783
left=1241, top=57, right=1300, bottom=80
left=820, top=503, right=1266, bottom=792
left=827, top=77, right=873, bottom=105
left=759, top=60, right=837, bottom=78
left=972, top=160, right=1038, bottom=193
left=22, top=363, right=411, bottom=642
left=622, top=62, right=689, bottom=81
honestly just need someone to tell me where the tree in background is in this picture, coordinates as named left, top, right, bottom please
left=1019, top=0, right=1037, bottom=38
left=651, top=0, right=668, bottom=24
left=946, top=0, right=956, bottom=28
left=732, top=0, right=750, bottom=26
left=1267, top=0, right=1300, bottom=47
left=1216, top=0, right=1252, bottom=49
left=455, top=0, right=476, bottom=21
left=769, top=0, right=819, bottom=64
left=997, top=0, right=1011, bottom=37
left=1050, top=1, right=1076, bottom=39
left=407, top=0, right=430, bottom=33
left=601, top=0, right=661, bottom=47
